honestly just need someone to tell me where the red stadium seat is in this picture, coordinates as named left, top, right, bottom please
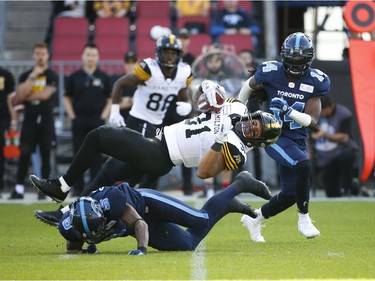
left=188, top=34, right=212, bottom=57
left=136, top=35, right=156, bottom=60
left=219, top=34, right=253, bottom=53
left=54, top=17, right=89, bottom=36
left=136, top=1, right=171, bottom=18
left=135, top=17, right=171, bottom=36
left=52, top=37, right=87, bottom=61
left=177, top=16, right=211, bottom=34
left=95, top=17, right=130, bottom=36
left=52, top=17, right=89, bottom=61
left=95, top=36, right=129, bottom=61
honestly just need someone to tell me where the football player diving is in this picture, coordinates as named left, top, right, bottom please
left=42, top=171, right=272, bottom=255
left=30, top=80, right=281, bottom=226
left=237, top=32, right=330, bottom=241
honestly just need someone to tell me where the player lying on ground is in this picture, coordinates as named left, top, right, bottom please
left=35, top=171, right=271, bottom=254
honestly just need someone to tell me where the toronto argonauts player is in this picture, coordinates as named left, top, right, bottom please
left=238, top=32, right=330, bottom=241
left=47, top=171, right=272, bottom=254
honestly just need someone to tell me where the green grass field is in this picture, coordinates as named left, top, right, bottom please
left=1, top=200, right=374, bottom=280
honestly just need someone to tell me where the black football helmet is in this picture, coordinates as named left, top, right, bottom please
left=280, top=32, right=315, bottom=76
left=234, top=110, right=281, bottom=148
left=70, top=197, right=107, bottom=244
left=155, top=34, right=183, bottom=69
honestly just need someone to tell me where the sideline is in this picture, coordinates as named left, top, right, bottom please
left=0, top=189, right=374, bottom=205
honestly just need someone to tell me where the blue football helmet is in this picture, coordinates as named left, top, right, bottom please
left=70, top=197, right=107, bottom=244
left=155, top=34, right=183, bottom=69
left=280, top=32, right=315, bottom=76
left=234, top=110, right=281, bottom=148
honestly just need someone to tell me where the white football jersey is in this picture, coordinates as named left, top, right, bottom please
left=163, top=99, right=251, bottom=169
left=129, top=58, right=192, bottom=125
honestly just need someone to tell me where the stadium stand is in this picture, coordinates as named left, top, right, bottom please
left=219, top=34, right=254, bottom=53
left=135, top=17, right=171, bottom=60
left=94, top=17, right=130, bottom=61
left=188, top=34, right=213, bottom=58
left=52, top=17, right=89, bottom=61
left=176, top=16, right=211, bottom=35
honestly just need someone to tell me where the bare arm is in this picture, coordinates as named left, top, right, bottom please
left=311, top=127, right=349, bottom=144
left=197, top=148, right=226, bottom=179
left=25, top=85, right=56, bottom=101
left=237, top=76, right=264, bottom=104
left=177, top=87, right=190, bottom=102
left=7, top=93, right=19, bottom=130
left=63, top=96, right=76, bottom=120
left=101, top=97, right=112, bottom=120
left=15, top=66, right=48, bottom=103
left=304, top=96, right=322, bottom=127
left=120, top=204, right=148, bottom=252
left=112, top=73, right=142, bottom=104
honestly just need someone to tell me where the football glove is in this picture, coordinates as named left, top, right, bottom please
left=128, top=249, right=146, bottom=256
left=215, top=116, right=232, bottom=144
left=201, top=80, right=226, bottom=107
left=269, top=97, right=292, bottom=115
left=176, top=101, right=192, bottom=116
left=109, top=104, right=126, bottom=127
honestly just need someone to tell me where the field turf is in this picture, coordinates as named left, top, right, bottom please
left=0, top=200, right=374, bottom=280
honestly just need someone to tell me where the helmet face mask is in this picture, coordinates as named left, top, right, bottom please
left=280, top=32, right=314, bottom=77
left=234, top=111, right=281, bottom=148
left=70, top=197, right=107, bottom=244
left=155, top=34, right=183, bottom=69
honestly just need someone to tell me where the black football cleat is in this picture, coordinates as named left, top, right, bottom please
left=231, top=171, right=272, bottom=200
left=8, top=190, right=24, bottom=200
left=224, top=196, right=258, bottom=218
left=29, top=175, right=68, bottom=203
left=34, top=205, right=64, bottom=227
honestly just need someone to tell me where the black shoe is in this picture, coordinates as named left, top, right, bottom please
left=38, top=193, right=46, bottom=200
left=8, top=190, right=24, bottom=200
left=29, top=175, right=68, bottom=203
left=224, top=196, right=258, bottom=218
left=34, top=205, right=64, bottom=227
left=232, top=171, right=272, bottom=200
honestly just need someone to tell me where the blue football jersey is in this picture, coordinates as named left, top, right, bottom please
left=254, top=61, right=330, bottom=140
left=59, top=183, right=145, bottom=243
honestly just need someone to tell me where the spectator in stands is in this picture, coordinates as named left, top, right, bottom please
left=238, top=49, right=255, bottom=74
left=8, top=42, right=58, bottom=200
left=64, top=43, right=111, bottom=196
left=175, top=0, right=210, bottom=17
left=178, top=28, right=196, bottom=65
left=93, top=0, right=130, bottom=18
left=0, top=67, right=16, bottom=198
left=58, top=0, right=87, bottom=18
left=310, top=96, right=360, bottom=197
left=210, top=0, right=259, bottom=43
left=175, top=0, right=210, bottom=34
left=116, top=51, right=138, bottom=121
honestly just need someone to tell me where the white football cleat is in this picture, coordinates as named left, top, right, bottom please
left=298, top=212, right=320, bottom=239
left=241, top=211, right=265, bottom=243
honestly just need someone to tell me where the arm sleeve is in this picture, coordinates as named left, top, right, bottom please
left=221, top=142, right=246, bottom=171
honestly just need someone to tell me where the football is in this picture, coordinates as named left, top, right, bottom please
left=197, top=92, right=225, bottom=113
